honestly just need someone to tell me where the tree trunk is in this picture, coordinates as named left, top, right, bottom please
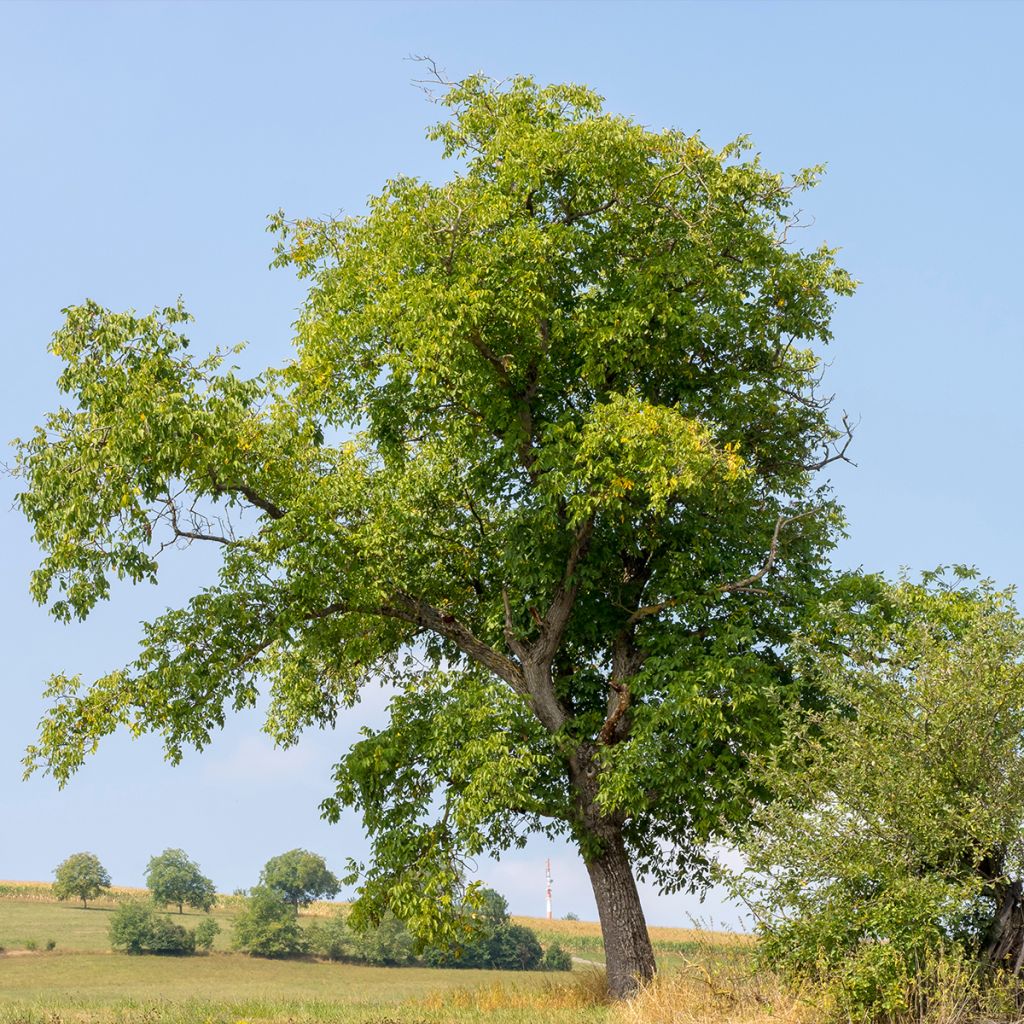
left=983, top=879, right=1024, bottom=974
left=583, top=824, right=656, bottom=999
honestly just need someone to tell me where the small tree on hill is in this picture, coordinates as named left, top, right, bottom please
left=53, top=851, right=111, bottom=908
left=145, top=848, right=215, bottom=914
left=260, top=849, right=339, bottom=911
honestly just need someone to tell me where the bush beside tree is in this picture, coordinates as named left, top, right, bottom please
left=352, top=914, right=417, bottom=966
left=306, top=912, right=355, bottom=960
left=731, top=571, right=1024, bottom=1017
left=193, top=917, right=221, bottom=952
left=231, top=885, right=308, bottom=958
left=422, top=887, right=543, bottom=970
left=543, top=942, right=573, bottom=972
left=52, top=852, right=111, bottom=908
left=109, top=899, right=196, bottom=954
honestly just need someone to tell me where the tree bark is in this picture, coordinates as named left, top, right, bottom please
left=583, top=823, right=657, bottom=999
left=983, top=879, right=1024, bottom=974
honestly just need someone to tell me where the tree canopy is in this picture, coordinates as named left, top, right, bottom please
left=145, top=848, right=216, bottom=914
left=53, top=851, right=111, bottom=908
left=260, top=848, right=340, bottom=909
left=16, top=72, right=854, bottom=996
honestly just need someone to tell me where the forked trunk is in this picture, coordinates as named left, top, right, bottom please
left=583, top=824, right=656, bottom=999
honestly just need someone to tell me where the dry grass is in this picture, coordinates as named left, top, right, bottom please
left=419, top=967, right=611, bottom=1012
left=612, top=929, right=811, bottom=1024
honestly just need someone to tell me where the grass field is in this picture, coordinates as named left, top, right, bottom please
left=0, top=882, right=755, bottom=1024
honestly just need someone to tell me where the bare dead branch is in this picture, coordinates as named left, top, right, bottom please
left=718, top=509, right=817, bottom=594
left=803, top=411, right=858, bottom=472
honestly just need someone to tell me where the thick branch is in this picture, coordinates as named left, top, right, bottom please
left=209, top=473, right=287, bottom=520
left=382, top=594, right=527, bottom=696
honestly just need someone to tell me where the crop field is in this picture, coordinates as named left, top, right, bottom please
left=0, top=883, right=752, bottom=1024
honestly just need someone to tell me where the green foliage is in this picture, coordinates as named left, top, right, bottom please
left=231, top=885, right=309, bottom=958
left=260, top=849, right=339, bottom=909
left=422, top=887, right=542, bottom=970
left=730, top=570, right=1024, bottom=1018
left=488, top=923, right=544, bottom=971
left=108, top=899, right=196, bottom=955
left=145, top=849, right=216, bottom=914
left=351, top=913, right=417, bottom=966
left=15, top=70, right=854, bottom=980
left=52, top=852, right=111, bottom=908
left=306, top=911, right=355, bottom=960
left=543, top=942, right=573, bottom=972
left=193, top=917, right=220, bottom=952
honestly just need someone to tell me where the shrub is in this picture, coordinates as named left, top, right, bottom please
left=489, top=923, right=543, bottom=970
left=193, top=917, right=220, bottom=952
left=25, top=939, right=38, bottom=951
left=45, top=939, right=56, bottom=951
left=731, top=572, right=1024, bottom=1018
left=147, top=915, right=196, bottom=954
left=353, top=914, right=416, bottom=966
left=307, top=912, right=355, bottom=960
left=109, top=899, right=195, bottom=955
left=421, top=887, right=544, bottom=970
left=543, top=942, right=573, bottom=972
left=232, top=885, right=308, bottom=958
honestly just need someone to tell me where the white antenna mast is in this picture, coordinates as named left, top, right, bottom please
left=545, top=858, right=553, bottom=920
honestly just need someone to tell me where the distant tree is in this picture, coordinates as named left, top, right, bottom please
left=145, top=848, right=215, bottom=914
left=109, top=899, right=195, bottom=955
left=232, top=884, right=308, bottom=958
left=52, top=852, right=111, bottom=908
left=259, top=849, right=339, bottom=911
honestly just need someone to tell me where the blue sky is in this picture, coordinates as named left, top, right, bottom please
left=1, top=0, right=1021, bottom=928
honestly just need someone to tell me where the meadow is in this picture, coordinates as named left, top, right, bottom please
left=0, top=883, right=764, bottom=1024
